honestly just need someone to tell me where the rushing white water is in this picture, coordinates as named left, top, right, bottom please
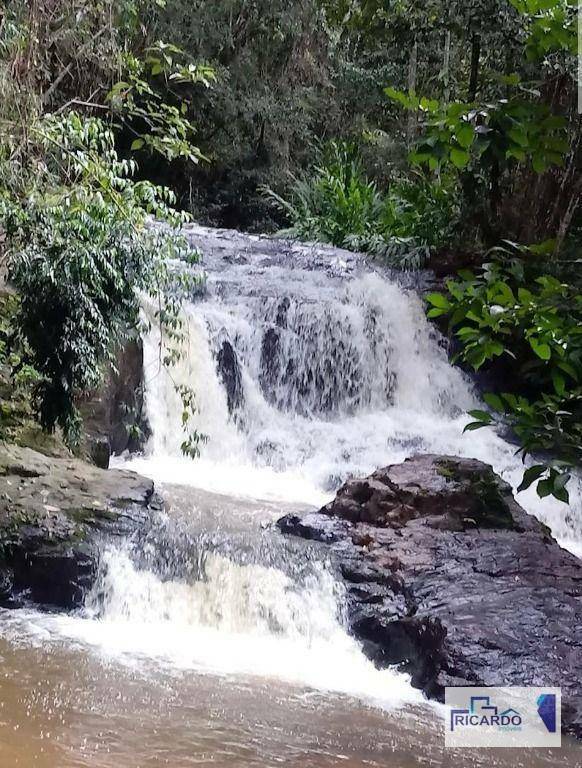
left=50, top=545, right=418, bottom=706
left=123, top=232, right=582, bottom=556
left=6, top=228, right=580, bottom=733
left=76, top=226, right=582, bottom=708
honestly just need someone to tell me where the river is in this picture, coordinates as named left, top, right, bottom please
left=0, top=227, right=580, bottom=765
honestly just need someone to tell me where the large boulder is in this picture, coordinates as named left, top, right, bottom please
left=278, top=454, right=582, bottom=739
left=0, top=443, right=161, bottom=608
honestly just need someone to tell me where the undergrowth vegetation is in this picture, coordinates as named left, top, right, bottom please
left=266, top=141, right=460, bottom=269
left=0, top=1, right=205, bottom=450
left=428, top=250, right=582, bottom=502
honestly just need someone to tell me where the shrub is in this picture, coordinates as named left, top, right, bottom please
left=267, top=141, right=459, bottom=268
left=427, top=251, right=582, bottom=502
left=266, top=141, right=385, bottom=247
left=1, top=113, right=197, bottom=446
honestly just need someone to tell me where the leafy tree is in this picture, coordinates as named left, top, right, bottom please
left=385, top=0, right=579, bottom=249
left=0, top=2, right=207, bottom=449
left=427, top=251, right=582, bottom=502
left=1, top=113, right=196, bottom=445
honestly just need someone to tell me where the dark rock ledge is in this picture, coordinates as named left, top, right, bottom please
left=278, top=454, right=582, bottom=739
left=0, top=442, right=160, bottom=608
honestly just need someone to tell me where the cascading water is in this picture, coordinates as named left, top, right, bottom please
left=85, top=222, right=582, bottom=701
left=125, top=226, right=582, bottom=554
left=1, top=227, right=581, bottom=766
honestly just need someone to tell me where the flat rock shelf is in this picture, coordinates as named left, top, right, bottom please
left=0, top=443, right=161, bottom=608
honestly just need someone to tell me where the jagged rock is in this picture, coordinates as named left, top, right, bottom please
left=80, top=338, right=150, bottom=459
left=90, top=436, right=111, bottom=469
left=0, top=442, right=161, bottom=608
left=278, top=454, right=582, bottom=739
left=216, top=340, right=244, bottom=413
left=259, top=327, right=281, bottom=402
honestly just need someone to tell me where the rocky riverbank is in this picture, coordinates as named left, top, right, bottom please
left=0, top=443, right=161, bottom=608
left=278, top=454, right=582, bottom=739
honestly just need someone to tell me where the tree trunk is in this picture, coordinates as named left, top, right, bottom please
left=468, top=33, right=480, bottom=101
left=443, top=29, right=451, bottom=104
left=407, top=38, right=418, bottom=146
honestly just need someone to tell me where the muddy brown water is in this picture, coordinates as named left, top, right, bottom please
left=0, top=632, right=580, bottom=768
left=0, top=485, right=580, bottom=767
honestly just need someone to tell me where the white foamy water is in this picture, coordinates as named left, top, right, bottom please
left=3, top=229, right=580, bottom=736
left=121, top=252, right=582, bottom=557
left=47, top=547, right=421, bottom=707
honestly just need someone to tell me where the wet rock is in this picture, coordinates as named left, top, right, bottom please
left=0, top=566, right=13, bottom=602
left=0, top=443, right=161, bottom=608
left=259, top=327, right=281, bottom=402
left=89, top=436, right=111, bottom=469
left=278, top=454, right=582, bottom=739
left=80, top=338, right=150, bottom=458
left=216, top=340, right=244, bottom=413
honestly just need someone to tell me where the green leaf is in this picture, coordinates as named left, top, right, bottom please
left=508, top=127, right=529, bottom=148
left=529, top=338, right=551, bottom=360
left=450, top=147, right=470, bottom=169
left=483, top=393, right=505, bottom=412
left=536, top=478, right=554, bottom=498
left=517, top=465, right=546, bottom=492
left=467, top=409, right=493, bottom=423
left=464, top=421, right=487, bottom=432
left=551, top=370, right=566, bottom=396
left=506, top=147, right=526, bottom=162
left=554, top=472, right=571, bottom=492
left=456, top=123, right=475, bottom=149
left=130, top=138, right=145, bottom=151
left=426, top=293, right=450, bottom=309
left=557, top=360, right=579, bottom=382
left=532, top=154, right=548, bottom=173
left=427, top=307, right=447, bottom=318
left=552, top=485, right=570, bottom=504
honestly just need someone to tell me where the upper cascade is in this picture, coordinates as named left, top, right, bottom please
left=132, top=225, right=582, bottom=555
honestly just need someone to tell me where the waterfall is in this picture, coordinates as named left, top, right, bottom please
left=123, top=228, right=581, bottom=555
left=65, top=543, right=420, bottom=705
left=74, top=225, right=581, bottom=704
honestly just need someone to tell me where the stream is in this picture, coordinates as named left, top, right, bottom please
left=0, top=227, right=580, bottom=766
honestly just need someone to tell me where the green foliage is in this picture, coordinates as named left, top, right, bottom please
left=388, top=91, right=569, bottom=176
left=267, top=142, right=386, bottom=247
left=1, top=113, right=197, bottom=446
left=267, top=141, right=459, bottom=267
left=150, top=0, right=337, bottom=229
left=0, top=2, right=212, bottom=454
left=509, top=0, right=578, bottom=59
left=428, top=253, right=582, bottom=502
left=109, top=42, right=215, bottom=164
left=384, top=0, right=579, bottom=251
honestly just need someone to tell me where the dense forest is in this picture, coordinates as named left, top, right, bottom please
left=0, top=0, right=580, bottom=502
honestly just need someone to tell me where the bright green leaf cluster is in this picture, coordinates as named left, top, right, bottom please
left=1, top=113, right=199, bottom=446
left=428, top=251, right=582, bottom=503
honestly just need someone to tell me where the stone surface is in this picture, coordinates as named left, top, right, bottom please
left=0, top=442, right=160, bottom=608
left=278, top=454, right=582, bottom=739
left=80, top=338, right=150, bottom=458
